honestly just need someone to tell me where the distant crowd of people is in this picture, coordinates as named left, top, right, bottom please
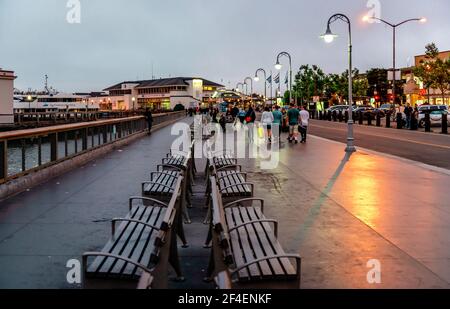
left=188, top=104, right=311, bottom=145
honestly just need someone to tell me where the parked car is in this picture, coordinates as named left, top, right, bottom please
left=326, top=105, right=350, bottom=113
left=418, top=105, right=449, bottom=127
left=353, top=106, right=377, bottom=120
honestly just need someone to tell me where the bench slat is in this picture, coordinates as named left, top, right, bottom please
left=99, top=206, right=160, bottom=277
left=87, top=205, right=144, bottom=274
left=118, top=207, right=165, bottom=276
left=228, top=207, right=261, bottom=280
left=244, top=207, right=286, bottom=277
left=237, top=207, right=274, bottom=278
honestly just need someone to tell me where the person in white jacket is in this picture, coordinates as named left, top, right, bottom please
left=261, top=106, right=275, bottom=143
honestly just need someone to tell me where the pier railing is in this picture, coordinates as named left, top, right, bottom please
left=13, top=110, right=175, bottom=128
left=0, top=111, right=185, bottom=184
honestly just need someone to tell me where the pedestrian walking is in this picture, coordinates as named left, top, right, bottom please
left=404, top=103, right=413, bottom=129
left=238, top=108, right=246, bottom=123
left=287, top=103, right=300, bottom=143
left=231, top=104, right=239, bottom=120
left=219, top=113, right=226, bottom=133
left=298, top=106, right=310, bottom=143
left=410, top=107, right=419, bottom=130
left=245, top=106, right=256, bottom=143
left=272, top=105, right=283, bottom=143
left=144, top=108, right=153, bottom=135
left=261, top=106, right=275, bottom=143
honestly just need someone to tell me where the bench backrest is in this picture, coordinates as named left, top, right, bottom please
left=151, top=176, right=183, bottom=263
left=209, top=176, right=233, bottom=265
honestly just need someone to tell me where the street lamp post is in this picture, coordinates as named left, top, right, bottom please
left=254, top=68, right=267, bottom=103
left=321, top=13, right=356, bottom=153
left=364, top=16, right=426, bottom=105
left=244, top=77, right=253, bottom=101
left=274, top=52, right=293, bottom=104
left=236, top=82, right=244, bottom=93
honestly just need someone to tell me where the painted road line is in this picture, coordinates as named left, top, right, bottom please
left=310, top=134, right=450, bottom=177
left=310, top=123, right=450, bottom=150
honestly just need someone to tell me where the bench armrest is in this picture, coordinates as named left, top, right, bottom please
left=231, top=254, right=302, bottom=278
left=141, top=182, right=174, bottom=193
left=219, top=183, right=254, bottom=195
left=111, top=218, right=160, bottom=236
left=129, top=196, right=168, bottom=211
left=224, top=198, right=264, bottom=213
left=228, top=219, right=278, bottom=237
left=82, top=252, right=154, bottom=275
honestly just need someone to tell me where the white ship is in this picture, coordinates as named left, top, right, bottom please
left=14, top=93, right=100, bottom=113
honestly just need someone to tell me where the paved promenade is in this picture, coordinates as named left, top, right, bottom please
left=240, top=133, right=450, bottom=288
left=0, top=117, right=448, bottom=288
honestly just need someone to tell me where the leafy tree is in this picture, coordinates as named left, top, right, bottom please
left=414, top=43, right=450, bottom=104
left=293, top=65, right=327, bottom=104
left=323, top=69, right=368, bottom=103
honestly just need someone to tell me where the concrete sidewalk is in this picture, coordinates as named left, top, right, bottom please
left=0, top=118, right=196, bottom=288
left=0, top=116, right=448, bottom=289
left=239, top=130, right=450, bottom=288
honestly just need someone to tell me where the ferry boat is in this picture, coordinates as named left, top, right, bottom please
left=14, top=93, right=100, bottom=113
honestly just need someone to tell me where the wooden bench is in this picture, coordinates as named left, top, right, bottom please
left=141, top=168, right=189, bottom=247
left=207, top=177, right=301, bottom=289
left=157, top=153, right=192, bottom=224
left=142, top=170, right=180, bottom=198
left=83, top=177, right=184, bottom=289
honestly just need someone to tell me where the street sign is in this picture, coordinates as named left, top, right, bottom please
left=387, top=70, right=401, bottom=81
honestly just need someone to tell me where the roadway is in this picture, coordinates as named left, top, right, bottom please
left=308, top=120, right=450, bottom=170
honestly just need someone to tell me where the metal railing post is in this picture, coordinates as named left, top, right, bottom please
left=0, top=140, right=7, bottom=182
left=82, top=128, right=88, bottom=151
left=50, top=133, right=58, bottom=162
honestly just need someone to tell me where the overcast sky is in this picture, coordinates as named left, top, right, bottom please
left=0, top=0, right=449, bottom=93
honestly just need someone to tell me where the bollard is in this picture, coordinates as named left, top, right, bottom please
left=425, top=113, right=431, bottom=132
left=358, top=112, right=363, bottom=125
left=319, top=111, right=323, bottom=120
left=328, top=111, right=332, bottom=121
left=442, top=113, right=448, bottom=134
left=367, top=113, right=372, bottom=126
left=386, top=112, right=391, bottom=128
left=396, top=113, right=403, bottom=129
left=376, top=113, right=381, bottom=127
left=338, top=110, right=343, bottom=122
left=332, top=111, right=337, bottom=122
left=344, top=111, right=349, bottom=123
left=410, top=114, right=418, bottom=130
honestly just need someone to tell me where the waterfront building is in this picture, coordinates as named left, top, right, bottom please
left=0, top=69, right=15, bottom=125
left=403, top=50, right=450, bottom=107
left=95, top=77, right=224, bottom=111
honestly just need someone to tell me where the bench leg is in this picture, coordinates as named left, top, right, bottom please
left=169, top=224, right=185, bottom=281
left=205, top=246, right=215, bottom=281
left=176, top=206, right=189, bottom=247
left=204, top=224, right=212, bottom=247
left=181, top=181, right=192, bottom=224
